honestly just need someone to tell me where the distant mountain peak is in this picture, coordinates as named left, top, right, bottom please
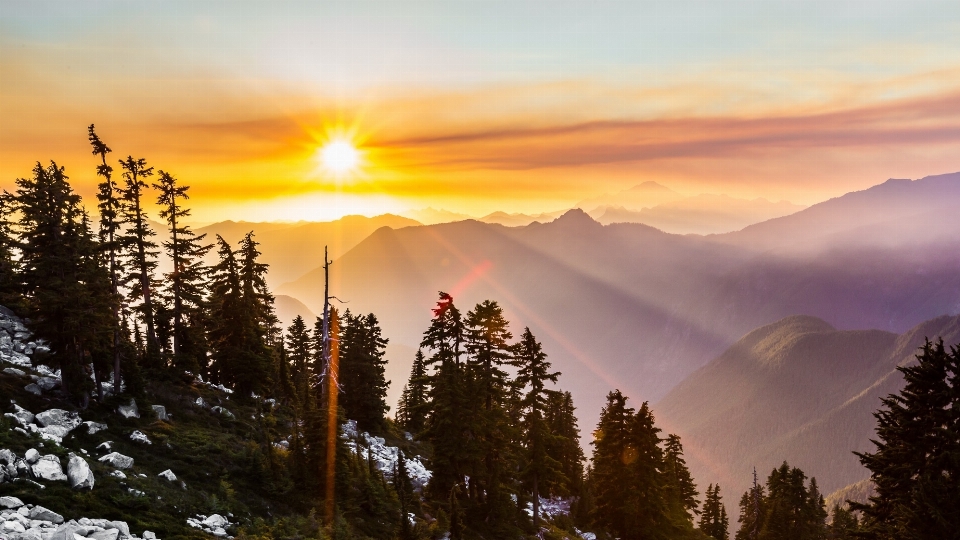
left=552, top=207, right=601, bottom=226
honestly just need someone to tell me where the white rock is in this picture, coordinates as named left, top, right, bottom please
left=104, top=521, right=129, bottom=538
left=96, top=441, right=112, bottom=453
left=35, top=409, right=81, bottom=433
left=83, top=422, right=108, bottom=435
left=97, top=452, right=133, bottom=469
left=157, top=470, right=176, bottom=482
left=67, top=454, right=95, bottom=490
left=24, top=383, right=41, bottom=395
left=201, top=515, right=228, bottom=529
left=89, top=529, right=119, bottom=540
left=126, top=488, right=145, bottom=497
left=2, top=367, right=25, bottom=377
left=3, top=520, right=26, bottom=532
left=142, top=531, right=156, bottom=540
left=117, top=399, right=139, bottom=419
left=109, top=470, right=126, bottom=479
left=24, top=449, right=39, bottom=464
left=212, top=527, right=227, bottom=537
left=36, top=377, right=59, bottom=391
left=28, top=505, right=63, bottom=524
left=0, top=496, right=23, bottom=509
left=129, top=431, right=151, bottom=445
left=31, top=455, right=67, bottom=481
left=150, top=405, right=168, bottom=421
left=0, top=449, right=16, bottom=466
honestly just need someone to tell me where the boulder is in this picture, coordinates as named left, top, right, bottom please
left=48, top=522, right=80, bottom=540
left=2, top=367, right=25, bottom=377
left=89, top=529, right=120, bottom=540
left=150, top=405, right=168, bottom=421
left=67, top=454, right=95, bottom=490
left=96, top=441, right=112, bottom=452
left=98, top=452, right=133, bottom=469
left=0, top=496, right=23, bottom=509
left=14, top=529, right=43, bottom=540
left=23, top=384, right=41, bottom=395
left=31, top=455, right=67, bottom=482
left=202, top=515, right=228, bottom=529
left=109, top=470, right=126, bottom=479
left=142, top=531, right=156, bottom=540
left=10, top=405, right=35, bottom=427
left=24, top=449, right=39, bottom=464
left=104, top=521, right=129, bottom=538
left=2, top=521, right=26, bottom=533
left=117, top=399, right=139, bottom=419
left=212, top=528, right=228, bottom=537
left=0, top=449, right=16, bottom=465
left=35, top=409, right=81, bottom=432
left=28, top=505, right=63, bottom=524
left=84, top=422, right=108, bottom=435
left=157, top=469, right=176, bottom=482
left=129, top=431, right=151, bottom=445
left=35, top=377, right=59, bottom=392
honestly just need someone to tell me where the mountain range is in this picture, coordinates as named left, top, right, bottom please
left=275, top=172, right=960, bottom=442
left=194, top=214, right=420, bottom=287
left=655, top=313, right=960, bottom=503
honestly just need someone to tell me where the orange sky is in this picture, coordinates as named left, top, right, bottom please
left=3, top=2, right=960, bottom=222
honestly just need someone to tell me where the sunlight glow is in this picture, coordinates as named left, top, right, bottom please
left=318, top=139, right=361, bottom=176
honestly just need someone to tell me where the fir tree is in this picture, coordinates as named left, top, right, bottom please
left=545, top=390, right=586, bottom=497
left=117, top=155, right=161, bottom=367
left=338, top=311, right=390, bottom=433
left=9, top=162, right=115, bottom=401
left=397, top=349, right=429, bottom=435
left=827, top=503, right=859, bottom=539
left=591, top=390, right=635, bottom=536
left=698, top=484, right=729, bottom=540
left=463, top=299, right=516, bottom=521
left=286, top=315, right=313, bottom=404
left=420, top=292, right=466, bottom=499
left=852, top=339, right=960, bottom=539
left=663, top=434, right=700, bottom=521
left=153, top=170, right=211, bottom=373
left=514, top=326, right=563, bottom=529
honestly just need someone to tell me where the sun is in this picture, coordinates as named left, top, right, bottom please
left=318, top=138, right=361, bottom=176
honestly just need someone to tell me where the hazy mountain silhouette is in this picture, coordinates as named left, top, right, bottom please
left=576, top=180, right=683, bottom=211
left=197, top=214, right=420, bottom=287
left=716, top=172, right=960, bottom=253
left=655, top=314, right=960, bottom=501
left=478, top=210, right=568, bottom=227
left=274, top=294, right=317, bottom=330
left=402, top=207, right=473, bottom=225
left=596, top=194, right=804, bottom=234
left=276, top=172, right=960, bottom=448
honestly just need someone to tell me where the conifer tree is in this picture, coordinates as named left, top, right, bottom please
left=0, top=197, right=20, bottom=310
left=397, top=349, right=429, bottom=435
left=463, top=299, right=516, bottom=519
left=698, top=484, right=729, bottom=540
left=827, top=503, right=859, bottom=539
left=734, top=462, right=828, bottom=540
left=89, top=125, right=126, bottom=386
left=449, top=484, right=464, bottom=540
left=514, top=326, right=563, bottom=528
left=338, top=311, right=390, bottom=433
left=286, top=315, right=313, bottom=404
left=154, top=170, right=211, bottom=372
left=663, top=434, right=700, bottom=521
left=10, top=162, right=115, bottom=401
left=544, top=391, right=586, bottom=496
left=420, top=292, right=466, bottom=499
left=852, top=339, right=960, bottom=539
left=591, top=390, right=635, bottom=535
left=117, top=155, right=161, bottom=367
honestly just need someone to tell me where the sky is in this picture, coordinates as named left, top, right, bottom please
left=2, top=0, right=960, bottom=222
